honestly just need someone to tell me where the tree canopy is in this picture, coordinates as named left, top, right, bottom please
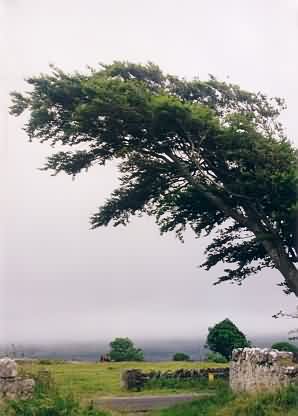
left=206, top=351, right=228, bottom=364
left=109, top=337, right=144, bottom=362
left=172, top=352, right=190, bottom=361
left=271, top=341, right=298, bottom=354
left=206, top=318, right=250, bottom=359
left=10, top=61, right=298, bottom=294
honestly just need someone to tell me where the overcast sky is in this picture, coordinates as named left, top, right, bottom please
left=1, top=0, right=298, bottom=345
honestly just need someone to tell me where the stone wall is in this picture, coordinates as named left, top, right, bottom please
left=121, top=367, right=229, bottom=390
left=0, top=358, right=35, bottom=399
left=230, top=347, right=298, bottom=393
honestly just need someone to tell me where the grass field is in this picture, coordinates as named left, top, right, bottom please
left=5, top=361, right=298, bottom=415
left=18, top=360, right=228, bottom=402
left=152, top=383, right=298, bottom=416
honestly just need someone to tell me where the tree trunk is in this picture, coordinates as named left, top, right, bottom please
left=243, top=207, right=298, bottom=296
left=261, top=239, right=298, bottom=296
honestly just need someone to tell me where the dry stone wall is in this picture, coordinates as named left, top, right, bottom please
left=230, top=347, right=298, bottom=393
left=0, top=358, right=35, bottom=399
left=122, top=367, right=229, bottom=390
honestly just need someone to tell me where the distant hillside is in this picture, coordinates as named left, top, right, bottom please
left=1, top=335, right=293, bottom=361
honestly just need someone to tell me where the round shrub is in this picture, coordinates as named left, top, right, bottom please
left=206, top=351, right=228, bottom=363
left=172, top=352, right=190, bottom=361
left=271, top=341, right=298, bottom=353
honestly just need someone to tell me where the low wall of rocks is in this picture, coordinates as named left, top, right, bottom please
left=230, top=348, right=298, bottom=393
left=0, top=358, right=35, bottom=399
left=121, top=367, right=229, bottom=390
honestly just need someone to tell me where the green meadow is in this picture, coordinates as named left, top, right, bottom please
left=18, top=360, right=227, bottom=402
left=2, top=361, right=298, bottom=415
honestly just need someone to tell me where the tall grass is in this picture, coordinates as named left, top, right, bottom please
left=151, top=382, right=233, bottom=416
left=216, top=383, right=298, bottom=416
left=153, top=383, right=298, bottom=416
left=0, top=370, right=110, bottom=416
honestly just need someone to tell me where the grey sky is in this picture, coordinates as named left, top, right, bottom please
left=1, top=0, right=298, bottom=344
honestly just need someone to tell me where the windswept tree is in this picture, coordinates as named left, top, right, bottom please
left=10, top=62, right=298, bottom=294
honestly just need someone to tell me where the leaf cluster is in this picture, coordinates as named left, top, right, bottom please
left=109, top=337, right=144, bottom=362
left=206, top=318, right=250, bottom=359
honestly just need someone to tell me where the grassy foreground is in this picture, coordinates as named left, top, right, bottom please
left=3, top=361, right=298, bottom=415
left=18, top=360, right=227, bottom=401
left=152, top=383, right=298, bottom=416
left=2, top=374, right=298, bottom=416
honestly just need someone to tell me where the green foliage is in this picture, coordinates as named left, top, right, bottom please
left=2, top=371, right=109, bottom=416
left=151, top=382, right=233, bottom=415
left=37, top=359, right=53, bottom=365
left=109, top=337, right=144, bottom=362
left=153, top=383, right=298, bottom=416
left=172, top=352, right=190, bottom=361
left=10, top=62, right=298, bottom=294
left=215, top=383, right=298, bottom=416
left=37, top=359, right=66, bottom=365
left=146, top=377, right=221, bottom=392
left=5, top=393, right=78, bottom=416
left=206, top=319, right=250, bottom=359
left=6, top=396, right=108, bottom=416
left=206, top=352, right=228, bottom=363
left=271, top=341, right=298, bottom=353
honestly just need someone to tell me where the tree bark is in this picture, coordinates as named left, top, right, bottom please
left=243, top=207, right=298, bottom=296
left=261, top=239, right=298, bottom=296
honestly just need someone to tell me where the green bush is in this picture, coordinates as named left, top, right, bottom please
left=206, top=319, right=250, bottom=360
left=1, top=370, right=109, bottom=416
left=109, top=337, right=144, bottom=361
left=153, top=383, right=298, bottom=416
left=216, top=383, right=298, bottom=416
left=4, top=395, right=109, bottom=416
left=37, top=359, right=53, bottom=365
left=37, top=359, right=66, bottom=365
left=271, top=341, right=298, bottom=354
left=145, top=377, right=216, bottom=391
left=206, top=352, right=228, bottom=363
left=6, top=393, right=77, bottom=416
left=152, top=382, right=233, bottom=415
left=172, top=352, right=190, bottom=361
